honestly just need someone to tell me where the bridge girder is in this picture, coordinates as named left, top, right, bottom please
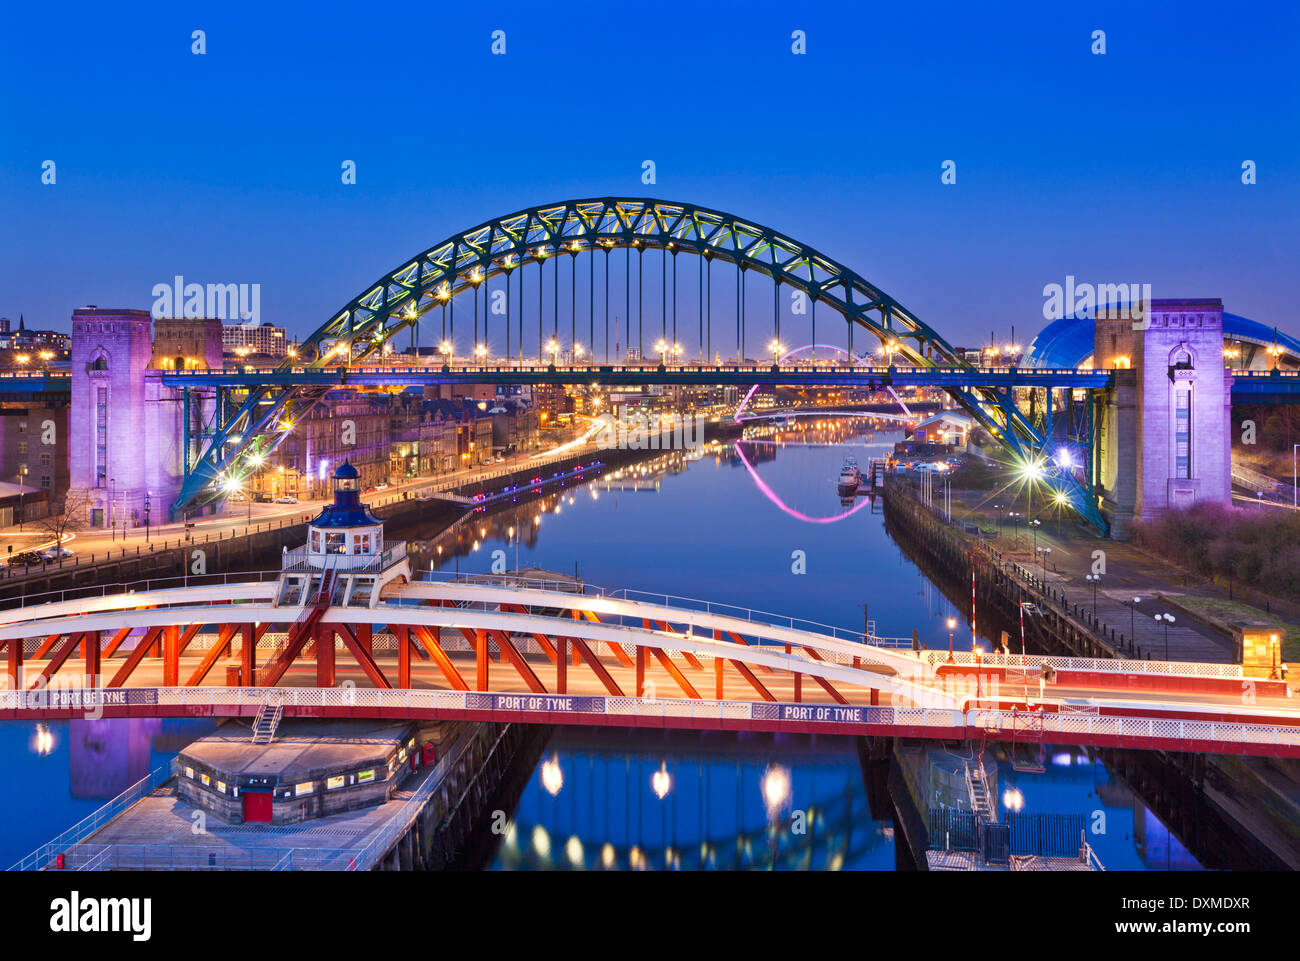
left=170, top=198, right=1105, bottom=532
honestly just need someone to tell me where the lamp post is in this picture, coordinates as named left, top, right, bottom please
left=1155, top=612, right=1175, bottom=660
left=1293, top=444, right=1299, bottom=510
left=1029, top=517, right=1041, bottom=555
left=1129, top=597, right=1141, bottom=651
left=946, top=616, right=956, bottom=664
left=1085, top=573, right=1100, bottom=618
left=16, top=466, right=27, bottom=531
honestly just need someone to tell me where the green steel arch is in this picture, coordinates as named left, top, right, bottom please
left=172, top=198, right=1104, bottom=531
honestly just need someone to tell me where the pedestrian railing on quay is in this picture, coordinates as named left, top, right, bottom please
left=8, top=758, right=180, bottom=871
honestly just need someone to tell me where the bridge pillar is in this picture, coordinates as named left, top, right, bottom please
left=475, top=629, right=488, bottom=690
left=162, top=625, right=179, bottom=687
left=1094, top=299, right=1233, bottom=537
left=316, top=625, right=335, bottom=687
left=556, top=637, right=567, bottom=694
left=6, top=638, right=21, bottom=689
left=83, top=630, right=100, bottom=683
left=635, top=645, right=646, bottom=697
left=396, top=625, right=411, bottom=688
left=241, top=624, right=256, bottom=687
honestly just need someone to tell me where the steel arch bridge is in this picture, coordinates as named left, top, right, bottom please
left=171, top=198, right=1104, bottom=530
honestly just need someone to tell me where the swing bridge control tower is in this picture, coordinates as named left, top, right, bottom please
left=276, top=460, right=411, bottom=609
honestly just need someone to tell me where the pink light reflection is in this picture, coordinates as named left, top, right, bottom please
left=734, top=442, right=871, bottom=524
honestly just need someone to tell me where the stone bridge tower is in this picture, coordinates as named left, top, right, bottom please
left=1095, top=298, right=1233, bottom=537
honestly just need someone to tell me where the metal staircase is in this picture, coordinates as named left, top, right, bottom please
left=965, top=762, right=994, bottom=822
left=252, top=703, right=283, bottom=744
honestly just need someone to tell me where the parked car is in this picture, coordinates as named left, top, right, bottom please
left=11, top=551, right=45, bottom=566
left=40, top=546, right=74, bottom=561
left=274, top=495, right=298, bottom=504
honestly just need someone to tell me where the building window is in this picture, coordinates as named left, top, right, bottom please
left=1174, top=388, right=1192, bottom=479
left=39, top=452, right=51, bottom=466
left=16, top=442, right=26, bottom=455
left=95, top=387, right=108, bottom=488
left=17, top=421, right=26, bottom=434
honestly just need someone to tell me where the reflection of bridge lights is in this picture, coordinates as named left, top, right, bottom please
left=651, top=762, right=671, bottom=799
left=828, top=852, right=844, bottom=871
left=761, top=764, right=792, bottom=817
left=503, top=821, right=517, bottom=848
left=540, top=755, right=563, bottom=796
left=601, top=843, right=616, bottom=869
left=33, top=723, right=53, bottom=756
left=531, top=825, right=551, bottom=859
left=1002, top=787, right=1025, bottom=812
left=565, top=836, right=583, bottom=867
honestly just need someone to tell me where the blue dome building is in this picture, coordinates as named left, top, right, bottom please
left=277, top=461, right=410, bottom=608
left=1024, top=311, right=1300, bottom=371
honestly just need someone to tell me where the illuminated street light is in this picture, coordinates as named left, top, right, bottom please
left=946, top=616, right=957, bottom=663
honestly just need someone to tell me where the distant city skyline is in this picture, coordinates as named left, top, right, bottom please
left=3, top=0, right=1297, bottom=346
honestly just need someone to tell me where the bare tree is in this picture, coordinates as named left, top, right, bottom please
left=38, top=489, right=90, bottom=562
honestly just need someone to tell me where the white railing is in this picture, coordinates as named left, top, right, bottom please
left=918, top=649, right=1249, bottom=680
left=8, top=758, right=180, bottom=871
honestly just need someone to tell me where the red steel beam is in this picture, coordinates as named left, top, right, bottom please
left=557, top=637, right=567, bottom=694
left=163, top=625, right=180, bottom=687
left=84, top=630, right=100, bottom=681
left=568, top=636, right=625, bottom=696
left=409, top=625, right=470, bottom=691
left=34, top=634, right=62, bottom=659
left=5, top=637, right=21, bottom=688
left=649, top=620, right=703, bottom=670
left=175, top=623, right=204, bottom=658
left=316, top=624, right=335, bottom=687
left=31, top=632, right=83, bottom=690
left=649, top=647, right=700, bottom=699
left=396, top=625, right=411, bottom=688
left=488, top=629, right=547, bottom=694
left=728, top=658, right=776, bottom=702
left=103, top=627, right=132, bottom=658
left=800, top=647, right=849, bottom=705
left=330, top=623, right=391, bottom=690
left=107, top=628, right=164, bottom=688
left=726, top=630, right=775, bottom=674
left=503, top=604, right=558, bottom=664
left=186, top=624, right=240, bottom=687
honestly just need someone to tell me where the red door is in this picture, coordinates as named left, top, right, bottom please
left=242, top=791, right=272, bottom=823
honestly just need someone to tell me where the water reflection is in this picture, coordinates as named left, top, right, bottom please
left=491, top=731, right=892, bottom=871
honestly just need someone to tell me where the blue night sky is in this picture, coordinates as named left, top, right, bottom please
left=2, top=0, right=1297, bottom=346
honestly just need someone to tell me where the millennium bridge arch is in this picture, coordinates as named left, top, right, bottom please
left=170, top=198, right=1103, bottom=529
